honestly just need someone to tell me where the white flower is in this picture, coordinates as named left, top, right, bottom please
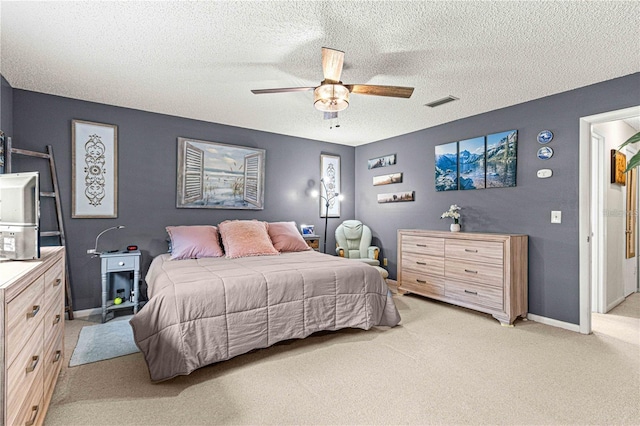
left=440, top=204, right=461, bottom=223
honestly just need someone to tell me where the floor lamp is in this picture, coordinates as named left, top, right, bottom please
left=316, top=178, right=342, bottom=254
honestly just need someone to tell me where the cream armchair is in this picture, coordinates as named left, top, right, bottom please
left=335, top=220, right=380, bottom=266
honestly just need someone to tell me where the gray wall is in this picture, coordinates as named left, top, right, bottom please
left=355, top=73, right=640, bottom=325
left=11, top=90, right=355, bottom=310
left=1, top=75, right=13, bottom=137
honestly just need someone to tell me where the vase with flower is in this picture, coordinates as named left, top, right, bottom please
left=441, top=204, right=461, bottom=232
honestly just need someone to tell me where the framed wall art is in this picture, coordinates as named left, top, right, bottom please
left=72, top=120, right=118, bottom=218
left=486, top=130, right=517, bottom=188
left=611, top=149, right=626, bottom=185
left=368, top=153, right=396, bottom=169
left=320, top=153, right=341, bottom=217
left=377, top=191, right=415, bottom=203
left=458, top=136, right=486, bottom=190
left=177, top=137, right=265, bottom=209
left=435, top=142, right=458, bottom=191
left=373, top=172, right=403, bottom=186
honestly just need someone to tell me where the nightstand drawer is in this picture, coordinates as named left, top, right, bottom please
left=106, top=256, right=136, bottom=271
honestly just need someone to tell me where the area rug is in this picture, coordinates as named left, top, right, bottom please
left=69, top=316, right=140, bottom=367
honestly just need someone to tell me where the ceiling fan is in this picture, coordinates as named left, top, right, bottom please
left=251, top=47, right=414, bottom=116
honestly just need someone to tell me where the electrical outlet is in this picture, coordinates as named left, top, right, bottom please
left=383, top=258, right=388, bottom=266
left=551, top=210, right=562, bottom=224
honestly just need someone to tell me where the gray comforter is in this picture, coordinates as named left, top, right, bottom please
left=130, top=251, right=401, bottom=381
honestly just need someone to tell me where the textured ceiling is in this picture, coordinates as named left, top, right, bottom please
left=1, top=1, right=639, bottom=146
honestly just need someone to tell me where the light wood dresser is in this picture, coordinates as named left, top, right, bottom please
left=1, top=246, right=65, bottom=426
left=397, top=230, right=528, bottom=325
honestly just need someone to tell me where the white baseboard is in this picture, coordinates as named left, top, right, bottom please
left=527, top=313, right=581, bottom=333
left=71, top=307, right=101, bottom=319
left=606, top=296, right=626, bottom=313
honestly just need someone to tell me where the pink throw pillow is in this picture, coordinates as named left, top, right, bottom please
left=268, top=221, right=311, bottom=252
left=218, top=220, right=279, bottom=258
left=166, top=225, right=224, bottom=260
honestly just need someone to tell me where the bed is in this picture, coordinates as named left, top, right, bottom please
left=130, top=221, right=400, bottom=382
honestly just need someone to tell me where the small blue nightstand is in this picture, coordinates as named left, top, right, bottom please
left=100, top=249, right=141, bottom=322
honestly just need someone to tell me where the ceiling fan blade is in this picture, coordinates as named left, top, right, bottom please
left=345, top=84, right=414, bottom=98
left=321, top=47, right=345, bottom=83
left=251, top=87, right=315, bottom=94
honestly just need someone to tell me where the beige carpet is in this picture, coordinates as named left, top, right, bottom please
left=45, top=293, right=640, bottom=425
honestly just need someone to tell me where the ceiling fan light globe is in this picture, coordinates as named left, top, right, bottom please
left=314, top=84, right=349, bottom=112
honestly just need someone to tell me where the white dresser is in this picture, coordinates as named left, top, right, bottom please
left=1, top=246, right=65, bottom=426
left=398, top=230, right=528, bottom=325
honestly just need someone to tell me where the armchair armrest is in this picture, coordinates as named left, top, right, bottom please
left=368, top=246, right=380, bottom=260
left=336, top=246, right=346, bottom=257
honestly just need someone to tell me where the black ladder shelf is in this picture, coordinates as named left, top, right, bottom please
left=6, top=137, right=74, bottom=320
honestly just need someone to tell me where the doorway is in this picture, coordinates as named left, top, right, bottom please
left=579, top=105, right=640, bottom=334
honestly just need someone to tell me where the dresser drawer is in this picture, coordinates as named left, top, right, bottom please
left=44, top=261, right=64, bottom=301
left=445, top=258, right=503, bottom=288
left=445, top=279, right=503, bottom=311
left=13, top=369, right=44, bottom=426
left=106, top=256, right=136, bottom=271
left=445, top=239, right=503, bottom=264
left=6, top=320, right=45, bottom=426
left=44, top=331, right=64, bottom=395
left=401, top=235, right=444, bottom=257
left=400, top=271, right=444, bottom=297
left=6, top=273, right=45, bottom=366
left=402, top=252, right=444, bottom=276
left=44, top=295, right=64, bottom=352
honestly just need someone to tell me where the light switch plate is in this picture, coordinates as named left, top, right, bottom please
left=551, top=211, right=562, bottom=224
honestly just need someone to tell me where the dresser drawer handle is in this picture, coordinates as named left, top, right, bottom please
left=53, top=277, right=62, bottom=287
left=416, top=244, right=427, bottom=247
left=25, top=405, right=40, bottom=426
left=53, top=314, right=61, bottom=325
left=26, top=355, right=39, bottom=373
left=465, top=249, right=478, bottom=253
left=416, top=279, right=427, bottom=284
left=118, top=261, right=125, bottom=266
left=464, top=269, right=478, bottom=274
left=53, top=350, right=62, bottom=363
left=27, top=305, right=40, bottom=318
left=416, top=261, right=427, bottom=265
left=464, top=290, right=478, bottom=295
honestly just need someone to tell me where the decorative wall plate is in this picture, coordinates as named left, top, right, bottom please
left=537, top=146, right=554, bottom=160
left=537, top=130, right=554, bottom=144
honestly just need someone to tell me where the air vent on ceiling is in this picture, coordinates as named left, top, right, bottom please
left=425, top=96, right=459, bottom=108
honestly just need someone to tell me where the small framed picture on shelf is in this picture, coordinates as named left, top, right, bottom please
left=300, top=224, right=315, bottom=235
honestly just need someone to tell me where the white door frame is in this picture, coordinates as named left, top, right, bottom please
left=579, top=105, right=640, bottom=334
left=590, top=131, right=606, bottom=314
